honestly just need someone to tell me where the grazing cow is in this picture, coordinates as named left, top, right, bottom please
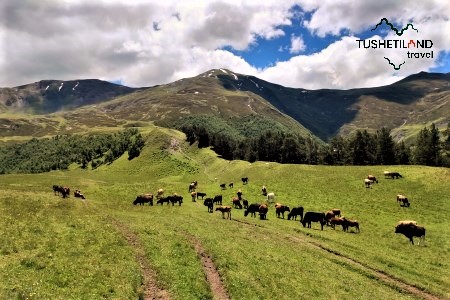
left=244, top=203, right=261, bottom=217
left=169, top=194, right=183, bottom=206
left=213, top=195, right=223, bottom=205
left=156, top=188, right=164, bottom=199
left=364, top=178, right=374, bottom=188
left=242, top=199, right=249, bottom=209
left=329, top=217, right=346, bottom=230
left=242, top=177, right=249, bottom=184
left=395, top=222, right=425, bottom=245
left=275, top=203, right=290, bottom=219
left=220, top=183, right=226, bottom=190
left=61, top=187, right=70, bottom=198
left=397, top=194, right=410, bottom=207
left=261, top=185, right=267, bottom=196
left=287, top=206, right=304, bottom=221
left=324, top=210, right=335, bottom=225
left=196, top=192, right=207, bottom=200
left=237, top=190, right=243, bottom=200
left=204, top=198, right=214, bottom=213
left=342, top=218, right=360, bottom=233
left=367, top=175, right=378, bottom=183
left=216, top=206, right=232, bottom=219
left=133, top=194, right=153, bottom=206
left=384, top=171, right=402, bottom=179
left=189, top=181, right=198, bottom=192
left=258, top=204, right=268, bottom=220
left=53, top=185, right=61, bottom=195
left=74, top=190, right=86, bottom=199
left=229, top=183, right=234, bottom=188
left=301, top=212, right=326, bottom=230
left=331, top=208, right=341, bottom=217
left=232, top=197, right=242, bottom=209
left=267, top=192, right=275, bottom=203
left=191, top=192, right=197, bottom=202
left=156, top=197, right=170, bottom=205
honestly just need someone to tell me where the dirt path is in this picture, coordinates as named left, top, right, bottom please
left=187, top=234, right=230, bottom=300
left=111, top=218, right=170, bottom=300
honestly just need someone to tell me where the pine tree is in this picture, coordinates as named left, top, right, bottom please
left=375, top=127, right=396, bottom=165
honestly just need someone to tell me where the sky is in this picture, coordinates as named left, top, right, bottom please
left=1, top=0, right=449, bottom=89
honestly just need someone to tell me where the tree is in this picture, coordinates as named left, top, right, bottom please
left=395, top=141, right=410, bottom=165
left=375, top=127, right=396, bottom=165
left=414, top=123, right=442, bottom=166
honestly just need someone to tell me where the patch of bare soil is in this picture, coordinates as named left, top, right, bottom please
left=289, top=235, right=444, bottom=300
left=188, top=234, right=230, bottom=300
left=111, top=219, right=170, bottom=300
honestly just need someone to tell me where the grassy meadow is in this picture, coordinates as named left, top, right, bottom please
left=1, top=125, right=449, bottom=299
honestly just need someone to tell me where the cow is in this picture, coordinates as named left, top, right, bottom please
left=367, top=175, right=378, bottom=183
left=301, top=212, right=326, bottom=230
left=156, top=188, right=164, bottom=199
left=384, top=171, right=402, bottom=179
left=156, top=197, right=170, bottom=205
left=220, top=183, right=226, bottom=190
left=53, top=185, right=61, bottom=195
left=342, top=218, right=360, bottom=233
left=275, top=203, right=290, bottom=219
left=397, top=194, right=410, bottom=207
left=74, top=190, right=86, bottom=200
left=61, top=187, right=70, bottom=198
left=232, top=197, right=242, bottom=209
left=364, top=178, right=374, bottom=188
left=261, top=185, right=267, bottom=196
left=331, top=208, right=341, bottom=217
left=242, top=177, right=249, bottom=184
left=242, top=199, right=249, bottom=209
left=188, top=181, right=197, bottom=192
left=196, top=192, right=207, bottom=200
left=244, top=203, right=261, bottom=217
left=267, top=192, right=275, bottom=203
left=229, top=183, right=234, bottom=188
left=169, top=194, right=183, bottom=206
left=204, top=198, right=214, bottom=213
left=191, top=192, right=197, bottom=202
left=324, top=210, right=335, bottom=225
left=213, top=195, right=223, bottom=205
left=329, top=217, right=346, bottom=230
left=133, top=194, right=153, bottom=206
left=395, top=222, right=425, bottom=245
left=287, top=206, right=304, bottom=221
left=237, top=190, right=243, bottom=200
left=216, top=206, right=232, bottom=219
left=258, top=204, right=268, bottom=220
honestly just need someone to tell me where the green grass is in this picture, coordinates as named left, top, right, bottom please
left=1, top=125, right=449, bottom=299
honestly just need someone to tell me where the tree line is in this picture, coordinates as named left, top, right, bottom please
left=0, top=128, right=145, bottom=174
left=176, top=116, right=450, bottom=167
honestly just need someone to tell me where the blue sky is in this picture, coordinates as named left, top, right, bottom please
left=1, top=0, right=449, bottom=89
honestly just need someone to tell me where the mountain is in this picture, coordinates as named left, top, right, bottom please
left=0, top=70, right=449, bottom=144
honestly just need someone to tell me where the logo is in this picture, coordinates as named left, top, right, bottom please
left=357, top=18, right=434, bottom=70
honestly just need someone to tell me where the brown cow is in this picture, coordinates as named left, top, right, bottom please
left=259, top=204, right=268, bottom=220
left=367, top=175, right=378, bottom=183
left=342, top=218, right=360, bottom=233
left=216, top=206, right=232, bottom=219
left=275, top=203, right=290, bottom=219
left=232, top=197, right=242, bottom=209
left=329, top=217, right=346, bottom=230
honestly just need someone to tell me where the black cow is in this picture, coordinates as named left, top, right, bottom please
left=275, top=204, right=290, bottom=219
left=244, top=203, right=261, bottom=217
left=237, top=190, right=243, bottom=200
left=220, top=183, right=226, bottom=190
left=213, top=195, right=223, bottom=205
left=287, top=206, right=304, bottom=221
left=301, top=212, right=326, bottom=230
left=133, top=194, right=153, bottom=206
left=74, top=190, right=86, bottom=200
left=342, top=218, right=360, bottom=233
left=258, top=204, right=268, bottom=220
left=188, top=181, right=197, bottom=192
left=196, top=192, right=207, bottom=200
left=241, top=177, right=249, bottom=184
left=204, top=198, right=214, bottom=213
left=242, top=199, right=249, bottom=209
left=385, top=171, right=403, bottom=179
left=229, top=183, right=234, bottom=188
left=395, top=222, right=426, bottom=245
left=169, top=195, right=183, bottom=206
left=156, top=197, right=170, bottom=205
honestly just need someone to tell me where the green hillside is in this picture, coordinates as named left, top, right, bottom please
left=1, top=125, right=449, bottom=299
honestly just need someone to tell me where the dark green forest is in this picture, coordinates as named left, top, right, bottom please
left=0, top=128, right=144, bottom=174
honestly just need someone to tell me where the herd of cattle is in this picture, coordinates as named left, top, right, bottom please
left=51, top=172, right=425, bottom=246
left=126, top=173, right=426, bottom=245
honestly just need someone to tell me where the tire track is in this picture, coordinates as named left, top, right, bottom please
left=111, top=218, right=171, bottom=300
left=187, top=234, right=230, bottom=300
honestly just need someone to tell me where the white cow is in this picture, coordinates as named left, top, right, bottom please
left=267, top=192, right=275, bottom=203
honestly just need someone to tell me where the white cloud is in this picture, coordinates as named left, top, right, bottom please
left=0, top=0, right=448, bottom=90
left=289, top=34, right=306, bottom=54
